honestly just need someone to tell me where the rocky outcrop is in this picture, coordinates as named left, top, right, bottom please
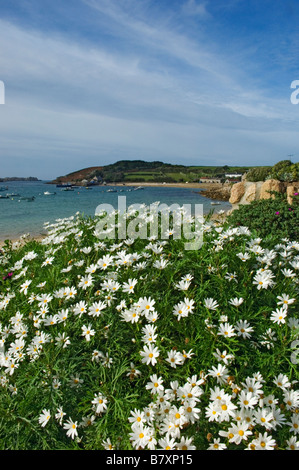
left=229, top=182, right=245, bottom=204
left=259, top=179, right=283, bottom=199
left=229, top=179, right=299, bottom=210
left=199, top=183, right=231, bottom=201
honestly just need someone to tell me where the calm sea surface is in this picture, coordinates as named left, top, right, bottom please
left=0, top=181, right=231, bottom=240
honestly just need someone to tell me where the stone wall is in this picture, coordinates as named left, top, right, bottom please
left=229, top=179, right=299, bottom=211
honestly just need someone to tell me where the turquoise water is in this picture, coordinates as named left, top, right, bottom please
left=0, top=181, right=231, bottom=240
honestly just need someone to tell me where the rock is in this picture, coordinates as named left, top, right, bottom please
left=287, top=185, right=299, bottom=205
left=260, top=179, right=282, bottom=200
left=243, top=183, right=257, bottom=203
left=229, top=182, right=245, bottom=204
left=199, top=184, right=231, bottom=201
left=228, top=179, right=299, bottom=212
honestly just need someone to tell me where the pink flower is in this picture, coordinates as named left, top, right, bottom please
left=3, top=272, right=13, bottom=281
left=275, top=211, right=280, bottom=215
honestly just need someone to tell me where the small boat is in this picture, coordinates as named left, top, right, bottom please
left=19, top=196, right=35, bottom=201
left=7, top=193, right=21, bottom=197
left=107, top=189, right=117, bottom=193
left=210, top=202, right=221, bottom=205
left=134, top=186, right=144, bottom=191
left=0, top=195, right=9, bottom=199
left=44, top=191, right=56, bottom=195
left=61, top=187, right=74, bottom=191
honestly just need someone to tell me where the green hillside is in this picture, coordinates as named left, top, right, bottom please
left=80, top=161, right=252, bottom=184
left=52, top=159, right=299, bottom=185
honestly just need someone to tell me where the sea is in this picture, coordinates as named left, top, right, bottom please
left=0, top=181, right=232, bottom=241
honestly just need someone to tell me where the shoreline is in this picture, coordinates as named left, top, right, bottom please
left=113, top=181, right=223, bottom=189
left=0, top=234, right=47, bottom=248
left=0, top=182, right=231, bottom=246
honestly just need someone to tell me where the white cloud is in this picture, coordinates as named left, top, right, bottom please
left=0, top=2, right=298, bottom=179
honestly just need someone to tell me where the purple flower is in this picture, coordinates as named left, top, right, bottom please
left=275, top=211, right=280, bottom=215
left=3, top=272, right=13, bottom=281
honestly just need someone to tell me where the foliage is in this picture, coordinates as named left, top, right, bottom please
left=227, top=192, right=299, bottom=241
left=246, top=160, right=299, bottom=183
left=0, top=208, right=298, bottom=450
left=246, top=166, right=271, bottom=182
left=268, top=162, right=299, bottom=183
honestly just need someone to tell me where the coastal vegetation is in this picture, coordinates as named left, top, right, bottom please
left=0, top=201, right=298, bottom=450
left=227, top=192, right=299, bottom=241
left=246, top=160, right=299, bottom=183
left=52, top=160, right=251, bottom=185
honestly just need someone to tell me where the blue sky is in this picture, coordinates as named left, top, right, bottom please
left=0, top=0, right=299, bottom=179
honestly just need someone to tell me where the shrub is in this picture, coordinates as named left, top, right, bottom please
left=268, top=162, right=299, bottom=183
left=227, top=192, right=299, bottom=241
left=246, top=167, right=271, bottom=182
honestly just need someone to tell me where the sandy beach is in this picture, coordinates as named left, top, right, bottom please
left=115, top=181, right=232, bottom=203
left=0, top=234, right=46, bottom=248
left=114, top=181, right=220, bottom=189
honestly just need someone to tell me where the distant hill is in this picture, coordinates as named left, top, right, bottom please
left=50, top=160, right=252, bottom=185
left=51, top=167, right=103, bottom=184
left=0, top=176, right=39, bottom=182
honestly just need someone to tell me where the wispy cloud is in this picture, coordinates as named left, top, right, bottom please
left=181, top=0, right=210, bottom=17
left=0, top=0, right=298, bottom=178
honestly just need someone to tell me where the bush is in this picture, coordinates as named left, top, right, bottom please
left=268, top=162, right=299, bottom=183
left=246, top=160, right=299, bottom=183
left=227, top=192, right=299, bottom=241
left=246, top=167, right=271, bottom=182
